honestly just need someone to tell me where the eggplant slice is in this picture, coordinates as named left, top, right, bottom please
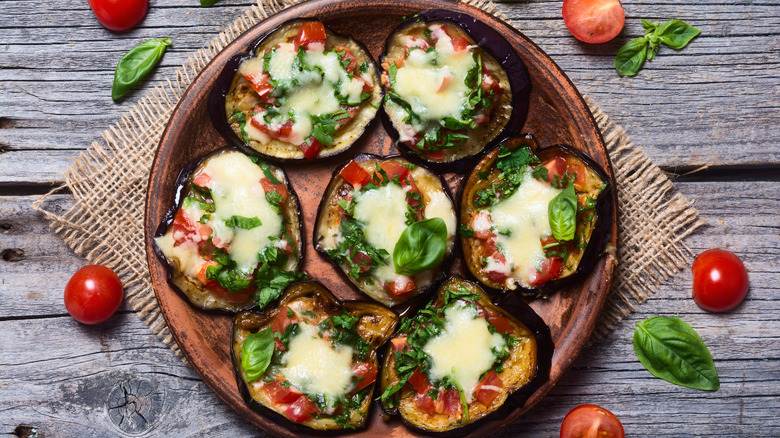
left=380, top=12, right=529, bottom=168
left=153, top=149, right=304, bottom=312
left=231, top=282, right=398, bottom=431
left=460, top=134, right=614, bottom=297
left=379, top=276, right=552, bottom=433
left=314, top=155, right=457, bottom=307
left=220, top=19, right=382, bottom=161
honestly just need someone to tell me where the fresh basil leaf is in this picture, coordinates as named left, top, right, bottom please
left=615, top=37, right=648, bottom=76
left=393, top=217, right=448, bottom=276
left=258, top=162, right=281, bottom=184
left=655, top=20, right=701, bottom=50
left=112, top=38, right=172, bottom=100
left=241, top=328, right=274, bottom=382
left=641, top=19, right=658, bottom=31
left=225, top=215, right=262, bottom=230
left=548, top=182, right=577, bottom=241
left=497, top=145, right=536, bottom=172
left=633, top=317, right=720, bottom=391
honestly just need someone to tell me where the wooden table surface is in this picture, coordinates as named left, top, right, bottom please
left=1, top=0, right=778, bottom=436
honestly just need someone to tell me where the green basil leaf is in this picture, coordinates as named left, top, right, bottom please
left=615, top=37, right=648, bottom=77
left=655, top=20, right=701, bottom=50
left=112, top=38, right=172, bottom=100
left=225, top=215, right=262, bottom=230
left=241, top=328, right=274, bottom=382
left=393, top=217, right=448, bottom=276
left=258, top=162, right=281, bottom=184
left=200, top=0, right=219, bottom=6
left=548, top=182, right=577, bottom=241
left=633, top=317, right=720, bottom=391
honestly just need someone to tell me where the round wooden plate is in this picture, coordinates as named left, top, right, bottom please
left=144, top=0, right=618, bottom=436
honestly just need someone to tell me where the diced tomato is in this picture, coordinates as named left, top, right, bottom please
left=278, top=236, right=294, bottom=254
left=474, top=371, right=504, bottom=406
left=196, top=260, right=219, bottom=286
left=249, top=117, right=296, bottom=144
left=352, top=362, right=377, bottom=391
left=378, top=161, right=409, bottom=182
left=260, top=177, right=288, bottom=202
left=211, top=285, right=252, bottom=303
left=423, top=150, right=444, bottom=161
left=263, top=381, right=302, bottom=404
left=192, top=172, right=212, bottom=188
left=404, top=37, right=430, bottom=53
left=336, top=45, right=358, bottom=73
left=172, top=209, right=211, bottom=245
left=285, top=394, right=320, bottom=422
left=350, top=250, right=374, bottom=274
left=542, top=157, right=568, bottom=184
left=567, top=162, right=587, bottom=189
left=436, top=71, right=453, bottom=93
left=471, top=210, right=494, bottom=240
left=407, top=368, right=432, bottom=394
left=486, top=312, right=513, bottom=335
left=293, top=21, right=326, bottom=50
left=272, top=306, right=296, bottom=333
left=486, top=269, right=509, bottom=283
left=451, top=36, right=469, bottom=52
left=300, top=138, right=322, bottom=160
left=242, top=72, right=274, bottom=99
left=391, top=337, right=409, bottom=352
left=274, top=336, right=286, bottom=351
left=541, top=235, right=559, bottom=248
left=384, top=276, right=415, bottom=298
left=434, top=388, right=461, bottom=416
left=414, top=392, right=436, bottom=415
left=529, top=256, right=564, bottom=287
left=483, top=238, right=500, bottom=258
left=340, top=161, right=371, bottom=186
left=429, top=26, right=450, bottom=44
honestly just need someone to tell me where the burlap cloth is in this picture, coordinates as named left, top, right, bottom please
left=32, top=0, right=703, bottom=357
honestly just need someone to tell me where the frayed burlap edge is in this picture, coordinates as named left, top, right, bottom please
left=31, top=0, right=701, bottom=357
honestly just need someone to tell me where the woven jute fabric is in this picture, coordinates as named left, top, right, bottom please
left=32, top=0, right=703, bottom=356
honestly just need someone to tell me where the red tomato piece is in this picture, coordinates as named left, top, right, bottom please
left=542, top=157, right=568, bottom=184
left=486, top=269, right=509, bottom=283
left=88, top=0, right=148, bottom=32
left=434, top=388, right=461, bottom=415
left=172, top=209, right=211, bottom=245
left=407, top=368, right=432, bottom=394
left=560, top=404, right=624, bottom=438
left=414, top=392, right=436, bottom=415
left=692, top=249, right=749, bottom=312
left=260, top=177, right=288, bottom=202
left=486, top=312, right=513, bottom=335
left=242, top=72, right=274, bottom=99
left=530, top=256, right=564, bottom=287
left=352, top=362, right=378, bottom=391
left=196, top=260, right=219, bottom=286
left=391, top=337, right=410, bottom=352
left=384, top=277, right=416, bottom=298
left=272, top=306, right=295, bottom=333
left=285, top=395, right=320, bottom=422
left=263, top=381, right=302, bottom=404
left=192, top=172, right=212, bottom=188
left=350, top=250, right=374, bottom=274
left=378, top=161, right=410, bottom=182
left=451, top=36, right=469, bottom=52
left=211, top=285, right=252, bottom=304
left=336, top=45, right=358, bottom=73
left=562, top=0, right=625, bottom=44
left=567, top=162, right=587, bottom=189
left=63, top=265, right=123, bottom=325
left=300, top=138, right=322, bottom=160
left=475, top=371, right=504, bottom=406
left=340, top=161, right=371, bottom=186
left=294, top=21, right=327, bottom=50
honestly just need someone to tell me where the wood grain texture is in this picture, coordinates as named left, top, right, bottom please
left=1, top=0, right=779, bottom=436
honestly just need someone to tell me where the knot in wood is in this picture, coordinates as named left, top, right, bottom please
left=107, top=378, right=164, bottom=434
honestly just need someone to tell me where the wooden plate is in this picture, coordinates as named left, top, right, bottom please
left=144, top=0, right=618, bottom=436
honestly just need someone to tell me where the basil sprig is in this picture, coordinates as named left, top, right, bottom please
left=548, top=182, right=577, bottom=241
left=112, top=38, right=172, bottom=100
left=393, top=217, right=447, bottom=276
left=241, top=328, right=274, bottom=382
left=615, top=19, right=700, bottom=76
left=633, top=317, right=720, bottom=391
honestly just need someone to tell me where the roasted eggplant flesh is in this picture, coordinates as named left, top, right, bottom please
left=381, top=19, right=513, bottom=163
left=231, top=282, right=398, bottom=430
left=460, top=136, right=609, bottom=292
left=154, top=149, right=303, bottom=312
left=379, top=277, right=538, bottom=433
left=314, top=155, right=456, bottom=307
left=224, top=20, right=382, bottom=161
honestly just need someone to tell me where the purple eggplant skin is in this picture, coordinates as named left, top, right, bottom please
left=458, top=133, right=615, bottom=300
left=230, top=281, right=398, bottom=432
left=313, top=153, right=457, bottom=308
left=379, top=10, right=531, bottom=174
left=377, top=276, right=553, bottom=436
left=209, top=18, right=383, bottom=164
left=153, top=147, right=304, bottom=313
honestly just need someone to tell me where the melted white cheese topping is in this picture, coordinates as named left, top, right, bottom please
left=423, top=303, right=506, bottom=402
left=423, top=188, right=456, bottom=238
left=352, top=183, right=408, bottom=281
left=155, top=233, right=203, bottom=278
left=489, top=168, right=562, bottom=286
left=281, top=322, right=354, bottom=407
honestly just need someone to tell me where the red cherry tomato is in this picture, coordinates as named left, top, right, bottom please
left=88, top=0, right=149, bottom=32
left=64, top=265, right=123, bottom=324
left=692, top=249, right=749, bottom=312
left=562, top=0, right=625, bottom=44
left=560, top=404, right=624, bottom=438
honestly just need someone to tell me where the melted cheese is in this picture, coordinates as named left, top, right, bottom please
left=423, top=303, right=506, bottom=402
left=423, top=188, right=456, bottom=238
left=352, top=184, right=408, bottom=281
left=155, top=234, right=204, bottom=278
left=281, top=322, right=354, bottom=406
left=203, top=152, right=283, bottom=273
left=490, top=168, right=562, bottom=286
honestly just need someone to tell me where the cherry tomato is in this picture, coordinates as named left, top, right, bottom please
left=562, top=0, right=625, bottom=44
left=64, top=265, right=123, bottom=324
left=560, top=404, right=624, bottom=438
left=88, top=0, right=149, bottom=32
left=692, top=249, right=749, bottom=312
